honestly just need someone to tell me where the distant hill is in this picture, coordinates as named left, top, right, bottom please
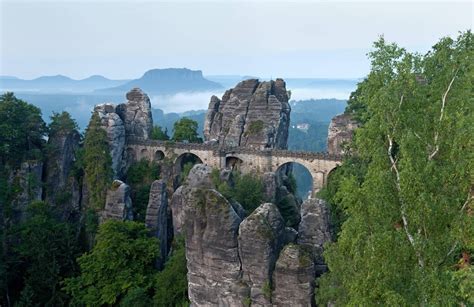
left=0, top=74, right=129, bottom=93
left=100, top=68, right=223, bottom=95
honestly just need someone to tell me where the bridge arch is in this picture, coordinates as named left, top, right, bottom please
left=276, top=162, right=313, bottom=200
left=154, top=150, right=165, bottom=161
left=225, top=156, right=243, bottom=171
left=174, top=152, right=204, bottom=188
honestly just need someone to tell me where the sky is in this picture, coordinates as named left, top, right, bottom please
left=0, top=0, right=472, bottom=79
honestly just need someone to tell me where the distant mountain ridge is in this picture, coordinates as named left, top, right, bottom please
left=99, top=68, right=223, bottom=95
left=0, top=74, right=129, bottom=93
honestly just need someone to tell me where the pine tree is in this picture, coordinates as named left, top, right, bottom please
left=83, top=112, right=112, bottom=211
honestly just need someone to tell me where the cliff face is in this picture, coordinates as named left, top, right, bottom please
left=327, top=113, right=359, bottom=155
left=173, top=165, right=332, bottom=306
left=93, top=88, right=153, bottom=177
left=44, top=129, right=82, bottom=221
left=116, top=88, right=153, bottom=140
left=204, top=79, right=290, bottom=149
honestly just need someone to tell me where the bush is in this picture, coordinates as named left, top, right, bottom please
left=153, top=236, right=189, bottom=306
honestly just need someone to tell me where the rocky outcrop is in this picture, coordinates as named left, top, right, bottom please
left=145, top=180, right=169, bottom=268
left=238, top=203, right=285, bottom=305
left=93, top=88, right=153, bottom=177
left=101, top=180, right=133, bottom=222
left=44, top=129, right=81, bottom=220
left=204, top=79, right=290, bottom=149
left=298, top=198, right=332, bottom=275
left=263, top=172, right=277, bottom=203
left=116, top=88, right=153, bottom=139
left=184, top=188, right=247, bottom=306
left=169, top=185, right=186, bottom=235
left=272, top=244, right=316, bottom=306
left=327, top=113, right=359, bottom=155
left=94, top=103, right=126, bottom=177
left=8, top=161, right=43, bottom=221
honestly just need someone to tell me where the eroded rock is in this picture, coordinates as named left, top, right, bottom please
left=327, top=113, right=359, bottom=156
left=272, top=244, right=316, bottom=307
left=8, top=161, right=43, bottom=222
left=116, top=88, right=153, bottom=140
left=145, top=180, right=169, bottom=268
left=204, top=78, right=291, bottom=149
left=44, top=129, right=81, bottom=220
left=238, top=203, right=285, bottom=305
left=101, top=180, right=133, bottom=222
left=94, top=103, right=125, bottom=177
left=298, top=198, right=332, bottom=276
left=184, top=188, right=247, bottom=306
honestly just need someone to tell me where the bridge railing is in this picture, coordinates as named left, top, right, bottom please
left=126, top=137, right=343, bottom=161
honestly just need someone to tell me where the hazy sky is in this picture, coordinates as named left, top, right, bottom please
left=0, top=0, right=472, bottom=79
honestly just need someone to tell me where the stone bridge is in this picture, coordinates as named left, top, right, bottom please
left=126, top=137, right=343, bottom=196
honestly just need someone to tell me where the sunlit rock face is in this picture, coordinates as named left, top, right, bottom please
left=204, top=78, right=290, bottom=149
left=327, top=113, right=359, bottom=155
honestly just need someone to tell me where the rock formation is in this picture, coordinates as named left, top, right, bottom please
left=116, top=88, right=153, bottom=139
left=327, top=113, right=359, bottom=155
left=94, top=103, right=126, bottom=177
left=272, top=244, right=316, bottom=306
left=204, top=79, right=291, bottom=149
left=101, top=180, right=133, bottom=222
left=184, top=188, right=247, bottom=306
left=8, top=161, right=43, bottom=221
left=145, top=180, right=169, bottom=268
left=93, top=88, right=153, bottom=177
left=169, top=185, right=186, bottom=236
left=175, top=164, right=331, bottom=306
left=298, top=198, right=332, bottom=275
left=238, top=203, right=285, bottom=305
left=44, top=128, right=82, bottom=220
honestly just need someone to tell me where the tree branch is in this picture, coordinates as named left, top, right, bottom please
left=429, top=69, right=459, bottom=160
left=388, top=134, right=425, bottom=268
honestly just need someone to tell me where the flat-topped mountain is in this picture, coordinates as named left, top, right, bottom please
left=100, top=68, right=223, bottom=95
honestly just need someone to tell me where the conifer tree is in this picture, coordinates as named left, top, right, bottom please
left=83, top=112, right=112, bottom=210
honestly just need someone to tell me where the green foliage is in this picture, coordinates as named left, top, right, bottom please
left=317, top=156, right=368, bottom=236
left=126, top=159, right=161, bottom=221
left=154, top=236, right=189, bottom=306
left=0, top=92, right=47, bottom=167
left=317, top=32, right=474, bottom=305
left=63, top=221, right=159, bottom=306
left=151, top=125, right=170, bottom=141
left=212, top=169, right=264, bottom=214
left=48, top=111, right=78, bottom=137
left=276, top=194, right=300, bottom=228
left=119, top=287, right=152, bottom=307
left=172, top=117, right=202, bottom=143
left=181, top=161, right=194, bottom=182
left=262, top=280, right=272, bottom=300
left=246, top=120, right=264, bottom=136
left=83, top=112, right=112, bottom=211
left=7, top=201, right=79, bottom=305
